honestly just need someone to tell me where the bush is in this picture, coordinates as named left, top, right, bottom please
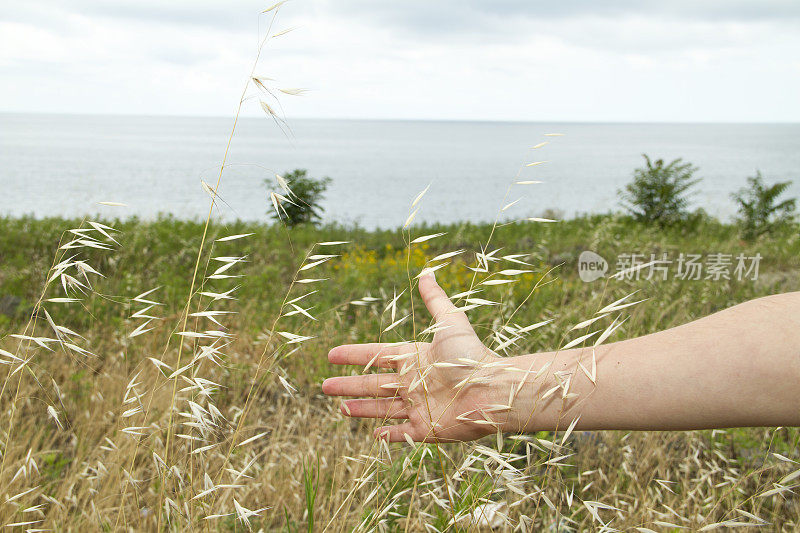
left=619, top=155, right=700, bottom=227
left=732, top=171, right=796, bottom=240
left=266, top=169, right=332, bottom=226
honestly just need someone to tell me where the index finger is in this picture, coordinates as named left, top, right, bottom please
left=328, top=342, right=428, bottom=369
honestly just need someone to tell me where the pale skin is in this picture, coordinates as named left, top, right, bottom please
left=322, top=273, right=800, bottom=443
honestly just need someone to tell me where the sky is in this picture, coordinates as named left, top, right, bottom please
left=1, top=0, right=799, bottom=122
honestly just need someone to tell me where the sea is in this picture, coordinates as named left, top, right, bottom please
left=2, top=113, right=799, bottom=229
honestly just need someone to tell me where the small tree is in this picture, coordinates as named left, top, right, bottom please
left=732, top=172, right=795, bottom=240
left=619, top=155, right=700, bottom=227
left=266, top=169, right=331, bottom=226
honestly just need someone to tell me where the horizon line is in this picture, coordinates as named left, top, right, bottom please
left=2, top=110, right=799, bottom=125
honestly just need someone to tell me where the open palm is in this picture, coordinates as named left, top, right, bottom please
left=322, top=274, right=503, bottom=442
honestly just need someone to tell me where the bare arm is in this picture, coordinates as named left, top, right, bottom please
left=499, top=291, right=800, bottom=433
left=323, top=275, right=800, bottom=442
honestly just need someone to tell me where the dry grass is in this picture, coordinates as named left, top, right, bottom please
left=1, top=295, right=798, bottom=531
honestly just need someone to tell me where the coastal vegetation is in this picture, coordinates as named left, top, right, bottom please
left=732, top=172, right=797, bottom=241
left=265, top=169, right=332, bottom=227
left=1, top=213, right=798, bottom=530
left=618, top=155, right=701, bottom=228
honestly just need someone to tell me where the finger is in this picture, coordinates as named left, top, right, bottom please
left=341, top=398, right=409, bottom=420
left=418, top=272, right=471, bottom=329
left=322, top=373, right=403, bottom=397
left=328, top=342, right=428, bottom=369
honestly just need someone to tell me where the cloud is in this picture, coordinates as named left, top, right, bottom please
left=0, top=0, right=798, bottom=121
left=12, top=1, right=800, bottom=41
left=334, top=0, right=800, bottom=30
left=3, top=1, right=264, bottom=32
left=320, top=0, right=800, bottom=55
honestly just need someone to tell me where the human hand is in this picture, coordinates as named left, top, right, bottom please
left=322, top=273, right=507, bottom=443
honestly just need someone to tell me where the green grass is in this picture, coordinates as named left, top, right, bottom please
left=2, top=212, right=798, bottom=385
left=1, top=213, right=799, bottom=530
left=3, top=213, right=798, bottom=419
left=2, top=212, right=797, bottom=334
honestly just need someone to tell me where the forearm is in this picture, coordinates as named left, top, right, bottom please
left=495, top=292, right=800, bottom=433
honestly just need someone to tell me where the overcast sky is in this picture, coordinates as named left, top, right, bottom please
left=1, top=1, right=799, bottom=122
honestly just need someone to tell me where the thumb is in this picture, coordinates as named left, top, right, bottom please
left=418, top=272, right=471, bottom=329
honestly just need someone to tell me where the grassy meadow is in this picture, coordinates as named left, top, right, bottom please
left=0, top=213, right=799, bottom=531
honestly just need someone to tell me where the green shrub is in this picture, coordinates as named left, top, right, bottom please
left=266, top=169, right=332, bottom=226
left=732, top=171, right=796, bottom=240
left=619, top=155, right=700, bottom=227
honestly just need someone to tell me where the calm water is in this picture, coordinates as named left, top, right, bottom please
left=2, top=113, right=799, bottom=228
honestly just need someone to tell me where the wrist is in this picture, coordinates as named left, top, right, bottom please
left=470, top=354, right=532, bottom=434
left=489, top=352, right=557, bottom=434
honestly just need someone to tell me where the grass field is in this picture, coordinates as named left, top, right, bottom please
left=0, top=213, right=798, bottom=531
